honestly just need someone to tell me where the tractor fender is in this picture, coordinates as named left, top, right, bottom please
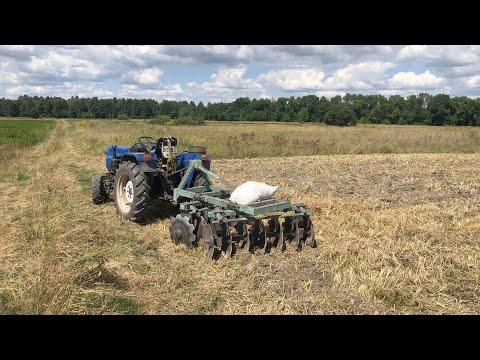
left=120, top=155, right=158, bottom=173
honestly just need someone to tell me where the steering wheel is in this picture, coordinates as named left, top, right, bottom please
left=138, top=136, right=157, bottom=152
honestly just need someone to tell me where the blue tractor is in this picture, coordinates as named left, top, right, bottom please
left=92, top=136, right=211, bottom=222
left=93, top=135, right=316, bottom=259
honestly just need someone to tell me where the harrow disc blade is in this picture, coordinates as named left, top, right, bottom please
left=273, top=219, right=285, bottom=252
left=193, top=213, right=204, bottom=240
left=225, top=236, right=234, bottom=258
left=239, top=226, right=252, bottom=253
left=236, top=223, right=247, bottom=248
left=211, top=223, right=225, bottom=248
left=257, top=227, right=268, bottom=255
left=292, top=217, right=301, bottom=251
left=222, top=224, right=234, bottom=258
left=203, top=222, right=215, bottom=259
left=283, top=217, right=294, bottom=243
left=248, top=220, right=267, bottom=254
left=268, top=218, right=284, bottom=252
left=169, top=214, right=196, bottom=248
left=304, top=217, right=317, bottom=248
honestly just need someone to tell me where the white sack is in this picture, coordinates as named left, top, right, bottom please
left=229, top=181, right=279, bottom=205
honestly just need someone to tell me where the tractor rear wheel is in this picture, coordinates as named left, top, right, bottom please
left=113, top=161, right=151, bottom=222
left=92, top=175, right=108, bottom=204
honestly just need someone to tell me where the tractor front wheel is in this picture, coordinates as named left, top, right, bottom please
left=92, top=175, right=108, bottom=204
left=113, top=161, right=151, bottom=222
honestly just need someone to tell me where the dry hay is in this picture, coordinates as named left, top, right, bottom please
left=0, top=119, right=479, bottom=314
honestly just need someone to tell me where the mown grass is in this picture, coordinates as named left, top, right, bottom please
left=68, top=165, right=98, bottom=192
left=68, top=119, right=480, bottom=159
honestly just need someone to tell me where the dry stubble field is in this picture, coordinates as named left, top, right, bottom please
left=1, top=119, right=479, bottom=314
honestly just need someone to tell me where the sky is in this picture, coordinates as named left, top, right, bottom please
left=1, top=45, right=480, bottom=103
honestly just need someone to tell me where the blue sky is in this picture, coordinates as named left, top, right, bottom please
left=1, top=45, right=480, bottom=103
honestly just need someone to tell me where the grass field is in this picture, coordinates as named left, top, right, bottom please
left=0, top=118, right=479, bottom=314
left=0, top=119, right=55, bottom=148
left=70, top=119, right=480, bottom=159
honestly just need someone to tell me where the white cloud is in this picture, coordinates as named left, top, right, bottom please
left=186, top=66, right=266, bottom=102
left=274, top=45, right=397, bottom=65
left=122, top=67, right=163, bottom=85
left=387, top=70, right=444, bottom=89
left=25, top=51, right=104, bottom=80
left=140, top=45, right=256, bottom=65
left=398, top=45, right=478, bottom=67
left=0, top=61, right=19, bottom=85
left=118, top=83, right=184, bottom=100
left=258, top=61, right=394, bottom=92
left=466, top=75, right=480, bottom=88
left=209, top=67, right=253, bottom=88
left=397, top=45, right=429, bottom=60
left=258, top=68, right=325, bottom=90
left=323, top=61, right=395, bottom=90
left=1, top=45, right=480, bottom=102
left=0, top=71, right=19, bottom=85
left=5, top=82, right=114, bottom=98
left=0, top=45, right=36, bottom=58
left=113, top=45, right=183, bottom=66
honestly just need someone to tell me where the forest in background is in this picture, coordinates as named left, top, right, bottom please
left=1, top=93, right=480, bottom=126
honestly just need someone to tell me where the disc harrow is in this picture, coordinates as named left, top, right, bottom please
left=168, top=160, right=317, bottom=259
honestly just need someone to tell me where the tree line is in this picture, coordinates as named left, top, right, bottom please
left=1, top=93, right=480, bottom=126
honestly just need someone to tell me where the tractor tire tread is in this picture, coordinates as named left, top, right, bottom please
left=92, top=175, right=107, bottom=204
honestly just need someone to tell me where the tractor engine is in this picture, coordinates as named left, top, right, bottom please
left=156, top=137, right=178, bottom=173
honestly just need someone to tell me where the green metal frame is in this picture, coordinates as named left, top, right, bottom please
left=174, top=160, right=309, bottom=220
